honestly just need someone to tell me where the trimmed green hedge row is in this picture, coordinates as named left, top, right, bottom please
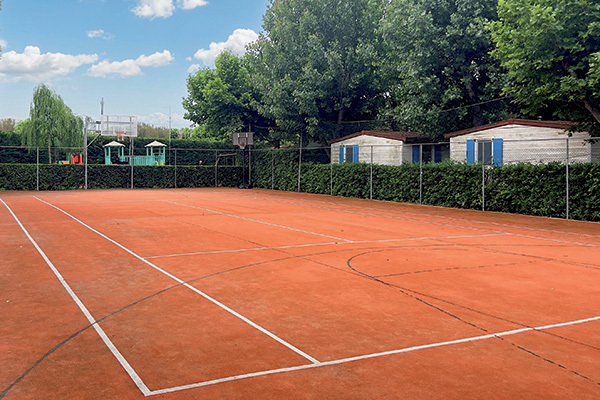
left=251, top=154, right=600, bottom=221
left=0, top=164, right=242, bottom=191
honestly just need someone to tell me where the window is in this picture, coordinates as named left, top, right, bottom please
left=466, top=139, right=503, bottom=166
left=339, top=144, right=359, bottom=163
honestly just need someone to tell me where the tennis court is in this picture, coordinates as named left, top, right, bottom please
left=1, top=188, right=599, bottom=399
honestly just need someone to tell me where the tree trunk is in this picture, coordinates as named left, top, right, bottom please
left=582, top=98, right=600, bottom=124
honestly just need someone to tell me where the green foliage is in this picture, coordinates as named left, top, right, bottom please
left=183, top=52, right=269, bottom=142
left=0, top=118, right=16, bottom=132
left=0, top=164, right=242, bottom=191
left=137, top=122, right=169, bottom=139
left=381, top=0, right=511, bottom=139
left=490, top=0, right=600, bottom=134
left=21, top=84, right=83, bottom=163
left=247, top=0, right=387, bottom=145
left=249, top=149, right=600, bottom=221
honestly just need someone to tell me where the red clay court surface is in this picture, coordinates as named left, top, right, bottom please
left=1, top=188, right=599, bottom=399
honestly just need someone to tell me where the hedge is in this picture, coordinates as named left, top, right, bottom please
left=250, top=153, right=600, bottom=222
left=3, top=153, right=600, bottom=222
left=0, top=164, right=242, bottom=191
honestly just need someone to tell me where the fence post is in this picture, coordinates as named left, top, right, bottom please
left=297, top=140, right=302, bottom=192
left=248, top=148, right=251, bottom=187
left=214, top=149, right=218, bottom=187
left=36, top=147, right=40, bottom=191
left=419, top=144, right=423, bottom=205
left=174, top=149, right=178, bottom=188
left=482, top=154, right=486, bottom=212
left=566, top=138, right=570, bottom=219
left=330, top=150, right=333, bottom=196
left=370, top=145, right=373, bottom=200
left=271, top=150, right=275, bottom=190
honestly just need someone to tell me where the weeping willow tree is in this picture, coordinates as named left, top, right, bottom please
left=22, top=84, right=83, bottom=163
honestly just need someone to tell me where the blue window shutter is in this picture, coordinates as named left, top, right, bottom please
left=353, top=144, right=359, bottom=163
left=493, top=138, right=503, bottom=166
left=412, top=145, right=420, bottom=163
left=434, top=145, right=442, bottom=163
left=466, top=139, right=475, bottom=164
left=339, top=145, right=344, bottom=163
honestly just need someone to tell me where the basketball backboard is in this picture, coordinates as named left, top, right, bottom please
left=100, top=115, right=138, bottom=138
left=232, top=131, right=254, bottom=149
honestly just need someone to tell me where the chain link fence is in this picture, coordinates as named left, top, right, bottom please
left=1, top=137, right=600, bottom=220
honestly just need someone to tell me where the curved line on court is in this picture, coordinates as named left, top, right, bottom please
left=0, top=243, right=375, bottom=399
left=345, top=250, right=600, bottom=386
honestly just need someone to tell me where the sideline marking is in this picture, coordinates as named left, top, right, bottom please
left=149, top=315, right=600, bottom=396
left=164, top=200, right=353, bottom=243
left=34, top=196, right=320, bottom=366
left=247, top=193, right=600, bottom=246
left=0, top=198, right=152, bottom=397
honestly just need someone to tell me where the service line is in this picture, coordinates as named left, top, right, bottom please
left=149, top=315, right=600, bottom=396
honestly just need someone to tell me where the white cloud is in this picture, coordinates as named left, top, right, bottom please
left=187, top=64, right=201, bottom=74
left=132, top=0, right=208, bottom=19
left=0, top=46, right=98, bottom=82
left=0, top=38, right=7, bottom=49
left=136, top=50, right=174, bottom=67
left=87, top=29, right=114, bottom=40
left=177, top=0, right=208, bottom=10
left=86, top=50, right=174, bottom=78
left=193, top=28, right=258, bottom=65
left=86, top=60, right=142, bottom=78
left=139, top=112, right=189, bottom=129
left=132, top=0, right=175, bottom=19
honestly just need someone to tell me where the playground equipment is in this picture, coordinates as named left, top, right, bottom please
left=103, top=140, right=167, bottom=166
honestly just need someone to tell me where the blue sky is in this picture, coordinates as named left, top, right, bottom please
left=0, top=0, right=270, bottom=128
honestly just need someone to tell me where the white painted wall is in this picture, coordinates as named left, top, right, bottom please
left=449, top=124, right=599, bottom=164
left=331, top=135, right=406, bottom=165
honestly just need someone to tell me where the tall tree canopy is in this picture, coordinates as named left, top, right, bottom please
left=247, top=0, right=387, bottom=145
left=381, top=0, right=510, bottom=139
left=490, top=0, right=600, bottom=134
left=182, top=51, right=267, bottom=141
left=22, top=84, right=83, bottom=163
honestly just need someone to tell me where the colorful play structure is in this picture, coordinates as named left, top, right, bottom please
left=59, top=153, right=84, bottom=165
left=103, top=140, right=167, bottom=166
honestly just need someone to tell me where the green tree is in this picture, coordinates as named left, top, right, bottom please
left=137, top=122, right=169, bottom=139
left=490, top=0, right=600, bottom=134
left=183, top=51, right=267, bottom=142
left=0, top=118, right=16, bottom=132
left=381, top=0, right=511, bottom=139
left=22, top=84, right=83, bottom=163
left=247, top=0, right=387, bottom=146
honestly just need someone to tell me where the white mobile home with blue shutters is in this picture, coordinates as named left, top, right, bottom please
left=445, top=119, right=600, bottom=165
left=330, top=131, right=438, bottom=165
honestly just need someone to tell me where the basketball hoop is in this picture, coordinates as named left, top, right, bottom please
left=237, top=137, right=248, bottom=149
left=116, top=131, right=126, bottom=142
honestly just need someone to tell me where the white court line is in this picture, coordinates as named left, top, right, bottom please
left=149, top=315, right=600, bottom=396
left=33, top=196, right=320, bottom=367
left=246, top=193, right=600, bottom=245
left=0, top=198, right=152, bottom=397
left=163, top=200, right=353, bottom=243
left=146, top=233, right=507, bottom=260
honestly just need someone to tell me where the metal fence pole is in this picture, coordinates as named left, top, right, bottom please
left=130, top=137, right=134, bottom=189
left=36, top=147, right=40, bottom=191
left=271, top=150, right=275, bottom=190
left=482, top=155, right=486, bottom=212
left=174, top=149, right=178, bottom=188
left=330, top=150, right=333, bottom=196
left=297, top=142, right=302, bottom=192
left=214, top=149, right=218, bottom=187
left=566, top=138, right=570, bottom=219
left=419, top=144, right=423, bottom=205
left=370, top=145, right=373, bottom=200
